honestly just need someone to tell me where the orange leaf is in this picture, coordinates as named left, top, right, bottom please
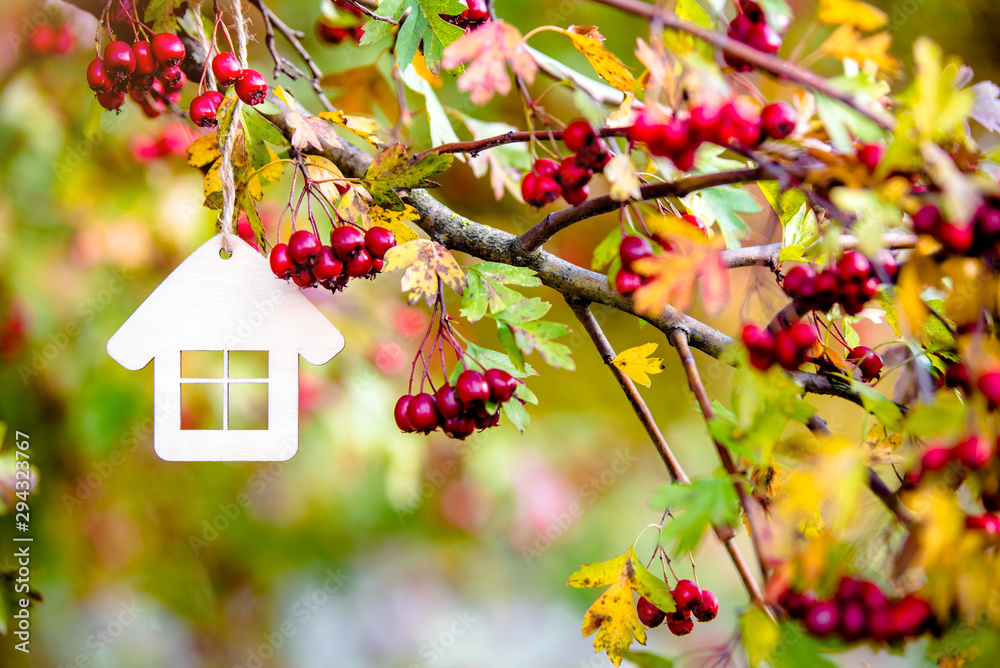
left=440, top=21, right=537, bottom=105
left=631, top=221, right=729, bottom=316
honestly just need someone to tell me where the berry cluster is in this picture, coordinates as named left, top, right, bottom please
left=912, top=199, right=1000, bottom=257
left=636, top=580, right=719, bottom=637
left=909, top=435, right=995, bottom=484
left=87, top=34, right=187, bottom=112
left=724, top=1, right=783, bottom=72
left=191, top=51, right=267, bottom=127
left=29, top=24, right=74, bottom=55
left=521, top=120, right=611, bottom=207
left=444, top=0, right=490, bottom=30
left=269, top=226, right=396, bottom=291
left=627, top=98, right=796, bottom=172
left=779, top=577, right=935, bottom=643
left=741, top=320, right=817, bottom=371
left=846, top=346, right=884, bottom=382
left=611, top=215, right=708, bottom=297
left=316, top=0, right=366, bottom=45
left=393, top=369, right=519, bottom=439
left=966, top=512, right=1000, bottom=535
left=781, top=250, right=895, bottom=316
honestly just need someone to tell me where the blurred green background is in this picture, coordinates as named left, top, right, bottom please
left=0, top=0, right=995, bottom=666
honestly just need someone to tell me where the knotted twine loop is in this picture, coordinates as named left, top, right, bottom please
left=217, top=0, right=251, bottom=256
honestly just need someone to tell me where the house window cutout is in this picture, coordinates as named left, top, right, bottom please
left=106, top=233, right=345, bottom=462
left=179, top=350, right=268, bottom=431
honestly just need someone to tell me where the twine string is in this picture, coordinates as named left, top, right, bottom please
left=218, top=0, right=250, bottom=255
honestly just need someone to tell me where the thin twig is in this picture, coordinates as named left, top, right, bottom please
left=670, top=329, right=772, bottom=599
left=590, top=0, right=895, bottom=131
left=568, top=300, right=766, bottom=609
left=342, top=0, right=398, bottom=24
left=413, top=127, right=630, bottom=162
left=515, top=167, right=769, bottom=254
left=247, top=0, right=335, bottom=112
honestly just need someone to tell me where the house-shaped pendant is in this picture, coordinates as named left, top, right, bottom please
left=107, top=234, right=345, bottom=461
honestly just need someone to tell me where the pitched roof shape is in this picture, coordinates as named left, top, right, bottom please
left=107, top=233, right=344, bottom=369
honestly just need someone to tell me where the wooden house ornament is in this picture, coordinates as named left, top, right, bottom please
left=107, top=234, right=345, bottom=462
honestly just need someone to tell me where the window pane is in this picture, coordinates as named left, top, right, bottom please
left=229, top=351, right=268, bottom=379
left=181, top=383, right=223, bottom=430
left=181, top=350, right=223, bottom=378
left=228, top=382, right=268, bottom=430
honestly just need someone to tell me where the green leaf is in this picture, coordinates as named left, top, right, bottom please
left=143, top=0, right=183, bottom=33
left=683, top=185, right=761, bottom=250
left=509, top=320, right=575, bottom=370
left=815, top=63, right=890, bottom=152
left=461, top=340, right=536, bottom=379
left=740, top=607, right=838, bottom=668
left=652, top=472, right=740, bottom=554
left=239, top=189, right=266, bottom=250
left=852, top=381, right=904, bottom=432
left=501, top=397, right=530, bottom=433
left=492, top=298, right=551, bottom=325
left=903, top=393, right=969, bottom=441
left=622, top=651, right=674, bottom=668
left=461, top=261, right=542, bottom=322
left=362, top=144, right=454, bottom=210
left=241, top=108, right=285, bottom=172
left=360, top=0, right=466, bottom=72
left=400, top=65, right=462, bottom=149
left=592, top=226, right=623, bottom=272
left=496, top=322, right=525, bottom=372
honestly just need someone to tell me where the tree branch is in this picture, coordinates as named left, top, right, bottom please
left=568, top=300, right=766, bottom=609
left=590, top=0, right=895, bottom=131
left=720, top=233, right=918, bottom=268
left=343, top=0, right=398, bottom=24
left=515, top=167, right=769, bottom=254
left=670, top=330, right=772, bottom=594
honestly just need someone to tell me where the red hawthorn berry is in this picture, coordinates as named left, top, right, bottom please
left=648, top=117, right=690, bottom=158
left=406, top=392, right=440, bottom=433
left=666, top=612, right=694, bottom=636
left=561, top=184, right=589, bottom=206
left=456, top=370, right=491, bottom=405
left=87, top=58, right=111, bottom=92
left=212, top=52, right=244, bottom=86
left=485, top=368, right=517, bottom=403
left=857, top=143, right=886, bottom=172
left=533, top=158, right=560, bottom=178
left=803, top=601, right=839, bottom=637
left=96, top=90, right=126, bottom=111
left=235, top=69, right=268, bottom=105
left=345, top=249, right=374, bottom=277
left=443, top=415, right=477, bottom=439
left=977, top=369, right=1000, bottom=407
left=562, top=119, right=598, bottom=152
left=132, top=40, right=157, bottom=75
left=152, top=33, right=185, bottom=67
left=636, top=596, right=666, bottom=628
left=692, top=590, right=719, bottom=622
left=288, top=230, right=323, bottom=264
left=557, top=157, right=592, bottom=189
left=619, top=235, right=654, bottom=271
left=954, top=434, right=992, bottom=469
left=920, top=445, right=953, bottom=472
left=364, top=226, right=396, bottom=260
left=312, top=247, right=344, bottom=282
left=846, top=346, right=883, bottom=382
left=189, top=91, right=225, bottom=127
left=614, top=269, right=644, bottom=297
left=269, top=243, right=294, bottom=278
left=434, top=384, right=462, bottom=420
left=103, top=41, right=136, bottom=78
left=681, top=213, right=707, bottom=233
left=966, top=513, right=1000, bottom=535
left=672, top=580, right=701, bottom=611
left=761, top=102, right=796, bottom=139
left=330, top=225, right=366, bottom=260
left=394, top=395, right=415, bottom=432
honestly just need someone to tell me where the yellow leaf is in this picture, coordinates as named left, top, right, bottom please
left=818, top=0, right=888, bottom=31
left=368, top=204, right=420, bottom=244
left=896, top=251, right=939, bottom=335
left=203, top=159, right=223, bottom=209
left=186, top=133, right=221, bottom=169
left=440, top=21, right=537, bottom=105
left=338, top=186, right=372, bottom=227
left=272, top=84, right=297, bottom=109
left=382, top=239, right=467, bottom=306
left=820, top=25, right=899, bottom=74
left=634, top=36, right=676, bottom=99
left=317, top=110, right=384, bottom=148
left=603, top=154, right=641, bottom=202
left=411, top=51, right=442, bottom=89
left=304, top=155, right=346, bottom=205
left=562, top=27, right=635, bottom=94
left=257, top=146, right=285, bottom=183
left=567, top=549, right=675, bottom=666
left=611, top=343, right=664, bottom=387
